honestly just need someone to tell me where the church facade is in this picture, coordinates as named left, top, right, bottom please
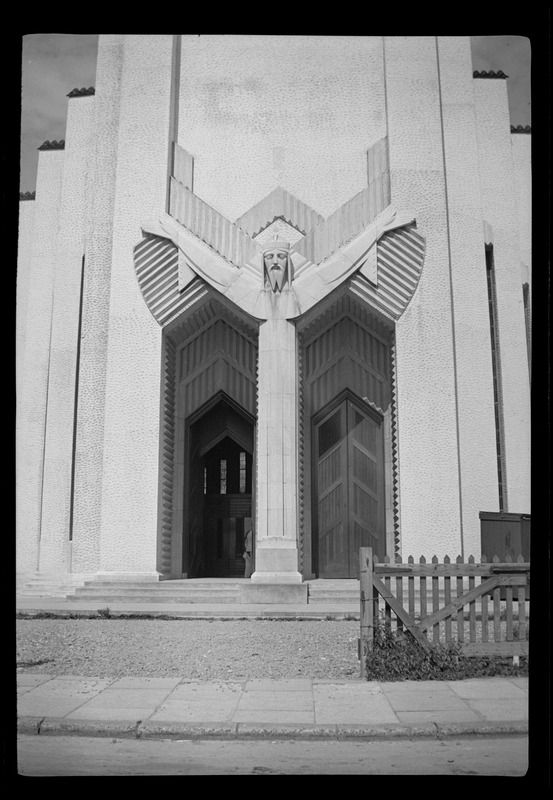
left=17, top=36, right=531, bottom=594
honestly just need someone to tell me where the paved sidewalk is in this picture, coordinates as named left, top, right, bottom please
left=17, top=674, right=528, bottom=741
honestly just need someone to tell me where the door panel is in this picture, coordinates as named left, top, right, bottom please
left=187, top=439, right=205, bottom=576
left=316, top=404, right=348, bottom=577
left=205, top=495, right=251, bottom=577
left=315, top=398, right=385, bottom=578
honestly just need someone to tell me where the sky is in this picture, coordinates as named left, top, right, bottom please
left=19, top=34, right=532, bottom=193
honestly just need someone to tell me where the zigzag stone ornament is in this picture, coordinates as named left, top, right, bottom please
left=141, top=204, right=416, bottom=321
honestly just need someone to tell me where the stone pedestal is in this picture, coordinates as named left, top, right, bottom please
left=252, top=310, right=302, bottom=583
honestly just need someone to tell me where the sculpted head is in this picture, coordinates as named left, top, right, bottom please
left=262, top=240, right=291, bottom=292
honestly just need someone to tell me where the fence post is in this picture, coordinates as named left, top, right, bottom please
left=359, top=547, right=374, bottom=679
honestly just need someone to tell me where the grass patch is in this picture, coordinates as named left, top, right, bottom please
left=363, top=620, right=528, bottom=681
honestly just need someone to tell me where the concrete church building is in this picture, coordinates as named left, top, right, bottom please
left=17, top=35, right=531, bottom=602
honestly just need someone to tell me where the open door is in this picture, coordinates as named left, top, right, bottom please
left=314, top=396, right=385, bottom=577
left=186, top=397, right=254, bottom=578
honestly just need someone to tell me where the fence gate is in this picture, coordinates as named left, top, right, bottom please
left=358, top=547, right=529, bottom=678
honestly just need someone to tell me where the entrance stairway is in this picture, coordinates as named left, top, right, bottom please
left=67, top=578, right=244, bottom=605
left=58, top=578, right=361, bottom=605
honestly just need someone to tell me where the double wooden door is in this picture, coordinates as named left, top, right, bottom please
left=315, top=398, right=385, bottom=578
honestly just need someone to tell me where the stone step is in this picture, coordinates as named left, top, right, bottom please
left=308, top=593, right=359, bottom=602
left=68, top=593, right=243, bottom=604
left=71, top=586, right=240, bottom=600
left=80, top=581, right=244, bottom=590
left=70, top=586, right=242, bottom=601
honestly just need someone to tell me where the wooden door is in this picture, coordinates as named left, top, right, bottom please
left=315, top=398, right=385, bottom=578
left=347, top=400, right=385, bottom=567
left=316, top=403, right=348, bottom=577
left=187, top=437, right=205, bottom=577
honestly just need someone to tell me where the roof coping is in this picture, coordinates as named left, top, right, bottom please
left=38, top=140, right=65, bottom=151
left=67, top=87, right=96, bottom=97
left=473, top=70, right=509, bottom=79
left=510, top=125, right=532, bottom=134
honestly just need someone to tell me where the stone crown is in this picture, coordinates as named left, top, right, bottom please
left=261, top=239, right=291, bottom=254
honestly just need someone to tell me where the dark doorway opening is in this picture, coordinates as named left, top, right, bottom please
left=186, top=396, right=254, bottom=578
left=313, top=393, right=385, bottom=578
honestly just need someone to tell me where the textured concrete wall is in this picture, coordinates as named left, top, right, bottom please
left=511, top=133, right=531, bottom=375
left=16, top=201, right=35, bottom=398
left=436, top=37, right=499, bottom=558
left=39, top=95, right=94, bottom=573
left=16, top=199, right=36, bottom=578
left=473, top=79, right=531, bottom=514
left=511, top=133, right=532, bottom=286
left=384, top=36, right=463, bottom=559
left=177, top=35, right=387, bottom=221
left=71, top=35, right=125, bottom=573
left=16, top=150, right=64, bottom=575
left=98, top=35, right=174, bottom=573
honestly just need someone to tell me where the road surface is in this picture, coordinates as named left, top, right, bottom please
left=16, top=734, right=528, bottom=776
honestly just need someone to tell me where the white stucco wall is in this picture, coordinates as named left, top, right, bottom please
left=511, top=133, right=532, bottom=287
left=16, top=149, right=64, bottom=576
left=436, top=37, right=499, bottom=558
left=71, top=35, right=125, bottom=573
left=177, top=35, right=387, bottom=221
left=473, top=78, right=531, bottom=514
left=39, top=95, right=94, bottom=573
left=98, top=35, right=174, bottom=573
left=384, top=36, right=463, bottom=559
left=16, top=201, right=35, bottom=399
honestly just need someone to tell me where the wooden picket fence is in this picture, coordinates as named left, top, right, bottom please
left=359, top=548, right=529, bottom=676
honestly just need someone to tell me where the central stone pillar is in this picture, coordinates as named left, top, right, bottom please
left=252, top=312, right=302, bottom=583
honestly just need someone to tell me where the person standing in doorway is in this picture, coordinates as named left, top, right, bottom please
left=243, top=527, right=253, bottom=578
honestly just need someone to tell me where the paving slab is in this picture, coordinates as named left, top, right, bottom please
left=150, top=682, right=242, bottom=722
left=395, top=709, right=481, bottom=724
left=447, top=678, right=527, bottom=699
left=236, top=690, right=313, bottom=711
left=312, top=684, right=398, bottom=724
left=16, top=674, right=56, bottom=688
left=108, top=677, right=182, bottom=690
left=17, top=677, right=113, bottom=718
left=506, top=677, right=529, bottom=691
left=244, top=679, right=312, bottom=692
left=379, top=680, right=455, bottom=692
left=464, top=697, right=529, bottom=721
left=384, top=689, right=471, bottom=713
left=65, top=686, right=177, bottom=721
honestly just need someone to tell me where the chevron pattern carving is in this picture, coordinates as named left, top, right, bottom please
left=159, top=298, right=258, bottom=577
left=297, top=341, right=306, bottom=575
left=349, top=223, right=425, bottom=320
left=301, top=298, right=393, bottom=417
left=389, top=337, right=401, bottom=557
left=169, top=179, right=259, bottom=267
left=298, top=294, right=394, bottom=575
left=166, top=137, right=393, bottom=271
left=172, top=143, right=194, bottom=191
left=235, top=186, right=324, bottom=239
left=134, top=233, right=207, bottom=326
left=158, top=336, right=176, bottom=578
left=135, top=217, right=424, bottom=331
left=179, top=318, right=257, bottom=420
left=293, top=136, right=391, bottom=264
